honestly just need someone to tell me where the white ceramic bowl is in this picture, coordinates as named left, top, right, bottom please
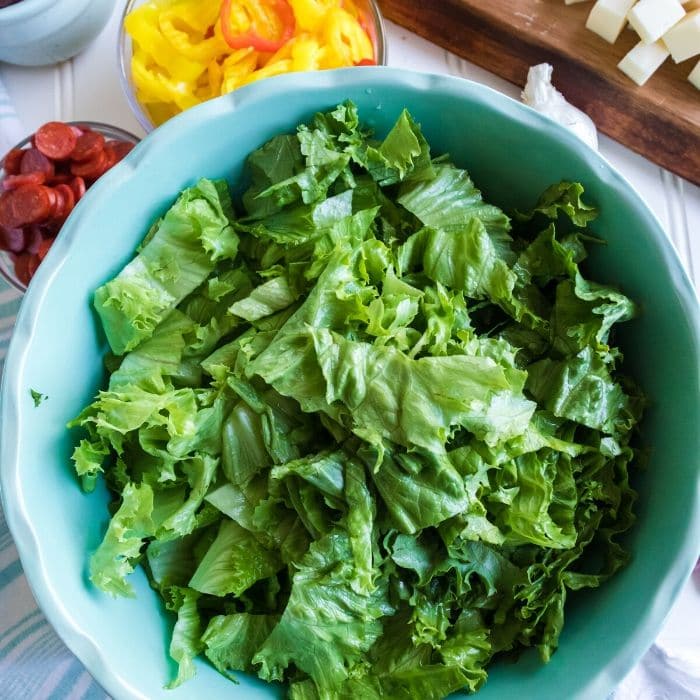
left=0, top=0, right=114, bottom=66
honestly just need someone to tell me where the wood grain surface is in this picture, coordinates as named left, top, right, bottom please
left=378, top=0, right=700, bottom=185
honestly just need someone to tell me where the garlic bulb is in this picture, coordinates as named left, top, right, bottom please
left=521, top=63, right=599, bottom=151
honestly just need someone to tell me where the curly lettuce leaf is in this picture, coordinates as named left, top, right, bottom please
left=95, top=179, right=239, bottom=355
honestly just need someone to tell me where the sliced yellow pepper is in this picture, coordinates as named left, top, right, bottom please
left=237, top=58, right=294, bottom=88
left=221, top=48, right=258, bottom=93
left=126, top=5, right=207, bottom=84
left=322, top=7, right=373, bottom=66
left=158, top=13, right=228, bottom=63
left=290, top=34, right=323, bottom=71
left=159, top=0, right=220, bottom=34
left=132, top=50, right=200, bottom=110
left=288, top=0, right=335, bottom=32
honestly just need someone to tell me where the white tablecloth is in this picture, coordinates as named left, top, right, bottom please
left=0, top=3, right=698, bottom=698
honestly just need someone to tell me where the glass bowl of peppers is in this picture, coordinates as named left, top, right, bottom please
left=0, top=121, right=140, bottom=292
left=118, top=0, right=386, bottom=132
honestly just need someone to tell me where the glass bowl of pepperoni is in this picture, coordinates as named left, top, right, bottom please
left=0, top=121, right=140, bottom=292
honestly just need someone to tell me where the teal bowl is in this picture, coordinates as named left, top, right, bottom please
left=0, top=0, right=114, bottom=66
left=1, top=68, right=698, bottom=700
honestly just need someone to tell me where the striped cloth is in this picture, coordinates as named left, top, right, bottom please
left=0, top=277, right=107, bottom=700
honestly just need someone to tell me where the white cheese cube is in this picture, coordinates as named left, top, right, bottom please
left=586, top=0, right=637, bottom=43
left=627, top=0, right=686, bottom=44
left=618, top=40, right=670, bottom=83
left=689, top=59, right=700, bottom=87
left=663, top=9, right=700, bottom=61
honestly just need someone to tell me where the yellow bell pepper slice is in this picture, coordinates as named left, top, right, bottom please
left=322, top=7, right=373, bottom=65
left=125, top=5, right=207, bottom=83
left=290, top=34, right=323, bottom=71
left=221, top=48, right=258, bottom=94
left=132, top=50, right=200, bottom=111
left=288, top=0, right=335, bottom=32
left=158, top=11, right=228, bottom=63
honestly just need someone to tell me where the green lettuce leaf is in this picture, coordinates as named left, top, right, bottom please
left=95, top=179, right=238, bottom=355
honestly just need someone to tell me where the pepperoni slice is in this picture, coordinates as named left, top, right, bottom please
left=34, top=121, right=78, bottom=160
left=2, top=172, right=46, bottom=190
left=49, top=186, right=66, bottom=220
left=105, top=140, right=135, bottom=162
left=54, top=183, right=76, bottom=218
left=70, top=176, right=86, bottom=201
left=37, top=237, right=53, bottom=261
left=92, top=146, right=117, bottom=180
left=45, top=187, right=57, bottom=213
left=0, top=226, right=25, bottom=253
left=2, top=148, right=24, bottom=175
left=0, top=185, right=53, bottom=228
left=70, top=149, right=108, bottom=179
left=20, top=148, right=55, bottom=178
left=70, top=130, right=105, bottom=162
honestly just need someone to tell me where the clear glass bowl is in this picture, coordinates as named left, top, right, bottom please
left=0, top=121, right=140, bottom=293
left=118, top=0, right=387, bottom=132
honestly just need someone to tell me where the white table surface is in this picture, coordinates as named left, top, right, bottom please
left=0, top=2, right=698, bottom=698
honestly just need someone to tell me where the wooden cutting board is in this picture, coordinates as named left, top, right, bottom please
left=377, top=0, right=700, bottom=186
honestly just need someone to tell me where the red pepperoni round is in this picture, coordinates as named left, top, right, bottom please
left=34, top=121, right=78, bottom=160
left=70, top=130, right=105, bottom=162
left=2, top=148, right=24, bottom=175
left=49, top=186, right=66, bottom=220
left=69, top=125, right=83, bottom=138
left=54, top=183, right=76, bottom=218
left=105, top=140, right=135, bottom=162
left=0, top=226, right=25, bottom=253
left=0, top=185, right=53, bottom=228
left=92, top=146, right=117, bottom=180
left=2, top=172, right=46, bottom=190
left=45, top=187, right=57, bottom=213
left=20, top=148, right=54, bottom=178
left=37, top=237, right=53, bottom=261
left=13, top=252, right=33, bottom=286
left=70, top=176, right=86, bottom=201
left=70, top=148, right=108, bottom=179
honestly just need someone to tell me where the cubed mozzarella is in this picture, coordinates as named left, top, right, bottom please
left=618, top=39, right=670, bottom=83
left=627, top=0, right=686, bottom=44
left=663, top=9, right=700, bottom=62
left=586, top=0, right=637, bottom=43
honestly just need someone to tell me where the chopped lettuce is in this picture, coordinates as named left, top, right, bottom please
left=71, top=101, right=644, bottom=698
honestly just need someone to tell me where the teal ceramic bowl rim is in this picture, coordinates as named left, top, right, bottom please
left=1, top=67, right=699, bottom=700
